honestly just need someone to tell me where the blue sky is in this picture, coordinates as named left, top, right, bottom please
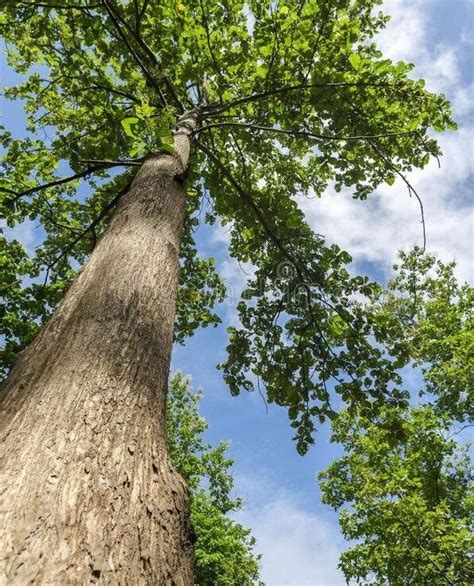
left=1, top=1, right=473, bottom=584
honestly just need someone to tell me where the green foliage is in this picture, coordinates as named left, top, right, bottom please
left=220, top=234, right=407, bottom=454
left=166, top=372, right=262, bottom=585
left=374, top=246, right=473, bottom=422
left=320, top=250, right=473, bottom=585
left=0, top=1, right=456, bottom=447
left=320, top=406, right=473, bottom=585
left=175, top=201, right=227, bottom=345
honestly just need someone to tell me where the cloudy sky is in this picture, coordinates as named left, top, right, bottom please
left=2, top=1, right=473, bottom=584
left=173, top=2, right=473, bottom=583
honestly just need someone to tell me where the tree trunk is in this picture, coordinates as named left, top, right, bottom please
left=0, top=112, right=198, bottom=584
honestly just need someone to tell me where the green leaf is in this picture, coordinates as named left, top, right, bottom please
left=121, top=117, right=139, bottom=138
left=348, top=53, right=362, bottom=71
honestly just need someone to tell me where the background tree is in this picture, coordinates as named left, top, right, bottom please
left=320, top=405, right=473, bottom=585
left=373, top=246, right=473, bottom=422
left=166, top=372, right=262, bottom=585
left=0, top=0, right=456, bottom=582
left=320, top=250, right=473, bottom=585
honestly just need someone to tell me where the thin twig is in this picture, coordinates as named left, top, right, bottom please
left=369, top=140, right=427, bottom=250
left=195, top=138, right=360, bottom=384
left=9, top=1, right=100, bottom=8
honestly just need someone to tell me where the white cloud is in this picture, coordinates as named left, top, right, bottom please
left=451, top=81, right=474, bottom=118
left=377, top=1, right=428, bottom=65
left=220, top=256, right=253, bottom=297
left=378, top=1, right=467, bottom=99
left=300, top=124, right=474, bottom=282
left=460, top=24, right=474, bottom=47
left=208, top=220, right=257, bottom=323
left=233, top=474, right=345, bottom=586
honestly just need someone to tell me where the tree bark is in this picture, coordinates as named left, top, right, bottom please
left=0, top=112, right=198, bottom=584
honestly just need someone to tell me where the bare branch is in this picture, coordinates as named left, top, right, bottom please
left=78, top=158, right=144, bottom=166
left=9, top=1, right=100, bottom=8
left=369, top=140, right=427, bottom=250
left=89, top=82, right=143, bottom=104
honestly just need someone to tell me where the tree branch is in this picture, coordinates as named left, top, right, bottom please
left=42, top=176, right=134, bottom=279
left=194, top=138, right=290, bottom=261
left=101, top=0, right=167, bottom=107
left=138, top=0, right=150, bottom=23
left=90, top=82, right=143, bottom=104
left=369, top=140, right=427, bottom=250
left=202, top=81, right=397, bottom=117
left=2, top=162, right=125, bottom=205
left=196, top=121, right=416, bottom=142
left=10, top=1, right=100, bottom=8
left=78, top=158, right=144, bottom=166
left=194, top=138, right=360, bottom=382
left=394, top=512, right=455, bottom=585
left=103, top=0, right=185, bottom=111
left=198, top=0, right=224, bottom=86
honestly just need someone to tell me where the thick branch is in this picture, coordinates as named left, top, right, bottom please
left=101, top=0, right=167, bottom=107
left=78, top=158, right=144, bottom=166
left=138, top=0, right=151, bottom=23
left=104, top=0, right=184, bottom=110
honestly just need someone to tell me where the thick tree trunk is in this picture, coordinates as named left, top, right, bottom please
left=0, top=113, right=198, bottom=584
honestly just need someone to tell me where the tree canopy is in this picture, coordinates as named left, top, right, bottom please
left=0, top=0, right=457, bottom=451
left=321, top=405, right=473, bottom=585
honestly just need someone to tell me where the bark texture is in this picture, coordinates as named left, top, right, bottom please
left=0, top=113, right=198, bottom=584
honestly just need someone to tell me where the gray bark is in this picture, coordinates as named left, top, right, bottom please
left=0, top=112, right=198, bottom=584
